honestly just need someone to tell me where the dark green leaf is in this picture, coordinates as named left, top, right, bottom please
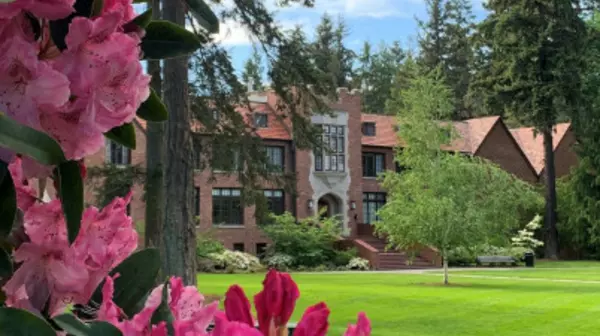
left=151, top=280, right=174, bottom=328
left=0, top=113, right=65, bottom=165
left=105, top=123, right=136, bottom=150
left=91, top=0, right=104, bottom=17
left=150, top=281, right=175, bottom=336
left=0, top=161, right=16, bottom=238
left=54, top=314, right=123, bottom=336
left=56, top=161, right=84, bottom=244
left=0, top=308, right=56, bottom=336
left=90, top=248, right=160, bottom=317
left=141, top=20, right=204, bottom=60
left=0, top=247, right=12, bottom=279
left=137, top=88, right=168, bottom=122
left=127, top=8, right=153, bottom=30
left=184, top=0, right=219, bottom=34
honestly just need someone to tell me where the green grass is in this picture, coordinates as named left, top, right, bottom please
left=197, top=263, right=600, bottom=335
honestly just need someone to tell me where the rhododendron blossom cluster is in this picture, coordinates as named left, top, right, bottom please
left=0, top=0, right=149, bottom=177
left=0, top=0, right=372, bottom=335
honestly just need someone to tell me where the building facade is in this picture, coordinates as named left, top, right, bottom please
left=84, top=89, right=576, bottom=269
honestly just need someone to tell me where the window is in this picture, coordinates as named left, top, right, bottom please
left=254, top=113, right=268, bottom=128
left=266, top=146, right=284, bottom=172
left=233, top=243, right=245, bottom=252
left=362, top=153, right=385, bottom=177
left=256, top=243, right=267, bottom=259
left=362, top=122, right=376, bottom=136
left=212, top=144, right=240, bottom=172
left=212, top=188, right=243, bottom=225
left=194, top=187, right=200, bottom=217
left=106, top=140, right=131, bottom=165
left=264, top=190, right=285, bottom=216
left=363, top=193, right=386, bottom=224
left=315, top=125, right=345, bottom=172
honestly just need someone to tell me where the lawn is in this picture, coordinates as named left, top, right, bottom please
left=197, top=262, right=600, bottom=335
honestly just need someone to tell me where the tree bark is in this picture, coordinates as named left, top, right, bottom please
left=144, top=0, right=164, bottom=251
left=442, top=251, right=449, bottom=285
left=543, top=128, right=559, bottom=259
left=162, top=0, right=196, bottom=285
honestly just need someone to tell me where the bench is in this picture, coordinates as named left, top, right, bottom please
left=476, top=256, right=517, bottom=267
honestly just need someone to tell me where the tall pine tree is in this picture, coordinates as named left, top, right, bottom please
left=476, top=0, right=586, bottom=259
left=417, top=0, right=474, bottom=119
left=241, top=46, right=264, bottom=91
left=312, top=14, right=355, bottom=95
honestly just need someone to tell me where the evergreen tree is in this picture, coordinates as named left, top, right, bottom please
left=312, top=14, right=355, bottom=94
left=417, top=0, right=474, bottom=119
left=475, top=0, right=587, bottom=259
left=241, top=46, right=264, bottom=91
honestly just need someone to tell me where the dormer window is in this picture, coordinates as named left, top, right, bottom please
left=362, top=122, right=376, bottom=136
left=254, top=113, right=268, bottom=128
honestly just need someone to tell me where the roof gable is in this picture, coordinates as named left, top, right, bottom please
left=509, top=123, right=572, bottom=175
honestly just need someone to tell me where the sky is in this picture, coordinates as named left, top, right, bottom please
left=212, top=0, right=489, bottom=77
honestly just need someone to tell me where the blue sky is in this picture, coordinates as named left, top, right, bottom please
left=214, top=0, right=489, bottom=77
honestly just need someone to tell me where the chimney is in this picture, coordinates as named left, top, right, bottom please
left=247, top=78, right=254, bottom=93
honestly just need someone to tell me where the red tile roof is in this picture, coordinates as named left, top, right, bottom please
left=360, top=114, right=500, bottom=154
left=510, top=123, right=571, bottom=175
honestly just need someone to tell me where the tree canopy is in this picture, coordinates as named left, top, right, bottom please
left=378, top=67, right=542, bottom=284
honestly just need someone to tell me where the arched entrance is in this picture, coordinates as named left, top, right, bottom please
left=317, top=193, right=342, bottom=220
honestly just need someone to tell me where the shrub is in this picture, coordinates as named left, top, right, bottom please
left=262, top=212, right=342, bottom=268
left=447, top=246, right=476, bottom=266
left=347, top=257, right=370, bottom=270
left=332, top=248, right=358, bottom=267
left=196, top=232, right=225, bottom=259
left=207, top=250, right=263, bottom=273
left=266, top=253, right=295, bottom=271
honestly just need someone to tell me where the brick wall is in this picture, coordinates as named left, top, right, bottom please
left=476, top=121, right=538, bottom=183
left=539, top=128, right=578, bottom=182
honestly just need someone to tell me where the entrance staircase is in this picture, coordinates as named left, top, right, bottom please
left=352, top=232, right=441, bottom=270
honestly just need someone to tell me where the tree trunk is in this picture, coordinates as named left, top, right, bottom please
left=162, top=0, right=196, bottom=285
left=144, top=0, right=164, bottom=251
left=543, top=128, right=559, bottom=259
left=443, top=251, right=449, bottom=285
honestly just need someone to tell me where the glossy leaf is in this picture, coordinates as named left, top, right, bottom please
left=137, top=88, right=168, bottom=122
left=0, top=161, right=16, bottom=238
left=56, top=161, right=84, bottom=244
left=0, top=308, right=56, bottom=336
left=130, top=8, right=153, bottom=29
left=90, top=248, right=161, bottom=318
left=0, top=113, right=65, bottom=165
left=151, top=279, right=175, bottom=334
left=105, top=123, right=136, bottom=150
left=184, top=0, right=219, bottom=34
left=141, top=20, right=204, bottom=60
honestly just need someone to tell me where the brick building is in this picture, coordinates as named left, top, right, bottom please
left=87, top=89, right=576, bottom=269
left=510, top=123, right=578, bottom=182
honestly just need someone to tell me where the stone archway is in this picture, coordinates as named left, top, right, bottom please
left=317, top=193, right=342, bottom=220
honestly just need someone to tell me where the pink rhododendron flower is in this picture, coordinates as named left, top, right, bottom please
left=47, top=13, right=150, bottom=159
left=101, top=0, right=136, bottom=25
left=254, top=269, right=300, bottom=335
left=72, top=192, right=138, bottom=302
left=3, top=200, right=88, bottom=316
left=212, top=312, right=263, bottom=336
left=2, top=194, right=136, bottom=316
left=293, top=303, right=330, bottom=336
left=0, top=35, right=70, bottom=129
left=0, top=0, right=74, bottom=20
left=8, top=157, right=37, bottom=211
left=224, top=285, right=254, bottom=327
left=343, top=313, right=371, bottom=336
left=98, top=276, right=219, bottom=336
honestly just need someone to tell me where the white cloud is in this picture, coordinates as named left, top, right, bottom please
left=213, top=18, right=313, bottom=46
left=272, top=0, right=414, bottom=18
